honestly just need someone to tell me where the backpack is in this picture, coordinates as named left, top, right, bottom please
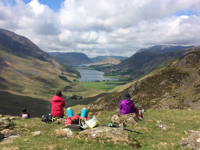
left=135, top=107, right=143, bottom=119
left=42, top=114, right=55, bottom=124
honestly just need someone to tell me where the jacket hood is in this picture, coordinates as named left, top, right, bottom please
left=52, top=95, right=63, bottom=102
left=123, top=99, right=133, bottom=105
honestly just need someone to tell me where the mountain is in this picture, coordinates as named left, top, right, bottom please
left=90, top=56, right=128, bottom=62
left=92, top=57, right=121, bottom=65
left=0, top=29, right=79, bottom=117
left=0, top=29, right=52, bottom=62
left=87, top=46, right=200, bottom=111
left=48, top=52, right=63, bottom=57
left=103, top=46, right=198, bottom=81
left=51, top=52, right=93, bottom=66
left=137, top=45, right=194, bottom=54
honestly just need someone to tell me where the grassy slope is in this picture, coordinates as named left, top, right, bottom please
left=0, top=109, right=199, bottom=149
left=0, top=50, right=76, bottom=117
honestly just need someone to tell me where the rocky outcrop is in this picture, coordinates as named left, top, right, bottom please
left=55, top=128, right=73, bottom=138
left=0, top=118, right=11, bottom=129
left=179, top=130, right=200, bottom=150
left=111, top=114, right=138, bottom=127
left=79, top=127, right=129, bottom=143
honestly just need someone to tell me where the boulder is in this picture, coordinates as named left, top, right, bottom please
left=0, top=114, right=3, bottom=117
left=9, top=117, right=17, bottom=120
left=79, top=127, right=129, bottom=143
left=32, top=131, right=41, bottom=136
left=55, top=128, right=73, bottom=138
left=111, top=113, right=138, bottom=127
left=0, top=118, right=11, bottom=129
left=179, top=130, right=200, bottom=150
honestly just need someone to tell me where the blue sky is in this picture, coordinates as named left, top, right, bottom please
left=0, top=0, right=200, bottom=57
left=23, top=0, right=64, bottom=11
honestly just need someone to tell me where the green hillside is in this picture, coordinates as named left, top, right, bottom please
left=0, top=29, right=80, bottom=117
left=101, top=46, right=199, bottom=81
left=87, top=47, right=200, bottom=112
left=1, top=109, right=200, bottom=149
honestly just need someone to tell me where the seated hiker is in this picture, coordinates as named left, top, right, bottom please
left=119, top=93, right=135, bottom=115
left=19, top=108, right=30, bottom=118
left=65, top=108, right=87, bottom=125
left=51, top=90, right=65, bottom=118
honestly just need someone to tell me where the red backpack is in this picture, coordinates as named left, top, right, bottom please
left=135, top=107, right=143, bottom=118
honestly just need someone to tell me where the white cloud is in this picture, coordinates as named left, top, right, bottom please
left=0, top=0, right=200, bottom=57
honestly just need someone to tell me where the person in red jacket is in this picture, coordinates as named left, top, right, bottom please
left=51, top=90, right=65, bottom=118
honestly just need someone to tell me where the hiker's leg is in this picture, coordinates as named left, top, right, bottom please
left=67, top=108, right=73, bottom=117
left=80, top=108, right=87, bottom=118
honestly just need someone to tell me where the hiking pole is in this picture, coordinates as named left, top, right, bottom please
left=108, top=123, right=143, bottom=134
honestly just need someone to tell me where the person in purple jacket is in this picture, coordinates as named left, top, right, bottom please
left=119, top=93, right=135, bottom=115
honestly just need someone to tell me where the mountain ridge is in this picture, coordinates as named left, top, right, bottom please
left=51, top=52, right=93, bottom=66
left=87, top=47, right=200, bottom=111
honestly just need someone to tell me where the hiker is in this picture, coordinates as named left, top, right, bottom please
left=19, top=108, right=30, bottom=118
left=119, top=93, right=135, bottom=115
left=65, top=107, right=87, bottom=125
left=51, top=90, right=65, bottom=118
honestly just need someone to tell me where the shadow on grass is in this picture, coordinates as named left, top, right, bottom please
left=0, top=133, right=4, bottom=142
left=0, top=91, right=49, bottom=117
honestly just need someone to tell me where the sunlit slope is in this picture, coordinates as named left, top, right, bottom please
left=88, top=47, right=200, bottom=111
left=0, top=29, right=78, bottom=116
left=0, top=50, right=74, bottom=98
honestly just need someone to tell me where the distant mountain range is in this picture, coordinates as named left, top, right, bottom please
left=49, top=52, right=93, bottom=66
left=48, top=52, right=128, bottom=65
left=102, top=45, right=197, bottom=81
left=137, top=45, right=194, bottom=54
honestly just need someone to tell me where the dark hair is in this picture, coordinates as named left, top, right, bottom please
left=55, top=90, right=62, bottom=96
left=22, top=108, right=27, bottom=112
left=71, top=119, right=79, bottom=125
left=123, top=93, right=131, bottom=99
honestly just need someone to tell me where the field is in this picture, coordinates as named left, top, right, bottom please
left=79, top=81, right=124, bottom=91
left=1, top=109, right=199, bottom=149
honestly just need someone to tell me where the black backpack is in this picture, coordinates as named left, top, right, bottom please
left=41, top=114, right=53, bottom=124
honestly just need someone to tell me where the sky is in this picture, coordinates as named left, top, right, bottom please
left=0, top=0, right=200, bottom=57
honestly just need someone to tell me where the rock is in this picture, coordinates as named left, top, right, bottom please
left=55, top=128, right=73, bottom=137
left=0, top=118, right=11, bottom=129
left=32, top=131, right=41, bottom=136
left=1, top=129, right=14, bottom=137
left=179, top=130, right=200, bottom=149
left=9, top=117, right=17, bottom=120
left=56, top=118, right=66, bottom=123
left=0, top=114, right=3, bottom=117
left=79, top=127, right=129, bottom=143
left=1, top=138, right=15, bottom=144
left=111, top=113, right=138, bottom=127
left=111, top=115, right=121, bottom=124
left=156, top=124, right=167, bottom=130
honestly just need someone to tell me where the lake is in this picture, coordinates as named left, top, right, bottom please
left=76, top=69, right=117, bottom=82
